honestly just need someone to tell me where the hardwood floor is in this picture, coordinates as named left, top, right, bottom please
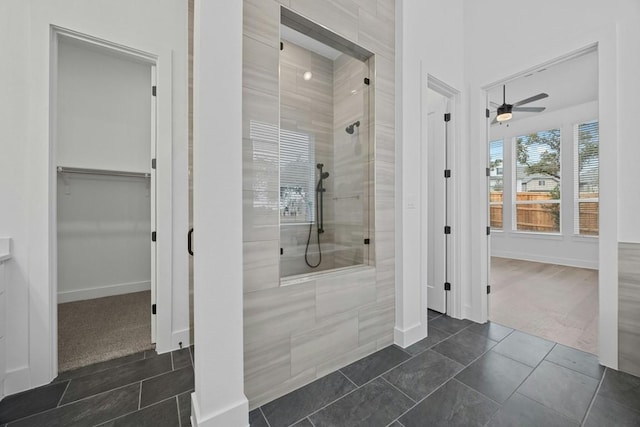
left=490, top=257, right=598, bottom=355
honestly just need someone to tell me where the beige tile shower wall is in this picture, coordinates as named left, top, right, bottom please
left=243, top=0, right=395, bottom=409
left=619, top=242, right=640, bottom=377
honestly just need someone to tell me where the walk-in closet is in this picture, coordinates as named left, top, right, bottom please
left=55, top=35, right=156, bottom=372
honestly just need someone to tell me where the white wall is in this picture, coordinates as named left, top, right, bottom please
left=0, top=0, right=188, bottom=394
left=491, top=102, right=599, bottom=269
left=395, top=0, right=465, bottom=345
left=56, top=39, right=152, bottom=302
left=56, top=175, right=151, bottom=302
left=463, top=0, right=640, bottom=368
left=57, top=40, right=151, bottom=172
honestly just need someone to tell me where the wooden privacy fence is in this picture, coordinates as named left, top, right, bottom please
left=489, top=191, right=599, bottom=234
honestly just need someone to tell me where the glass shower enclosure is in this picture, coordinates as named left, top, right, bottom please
left=278, top=9, right=373, bottom=278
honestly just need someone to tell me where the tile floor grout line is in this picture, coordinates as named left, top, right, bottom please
left=7, top=383, right=146, bottom=427
left=580, top=367, right=607, bottom=427
left=494, top=342, right=556, bottom=407
left=57, top=352, right=147, bottom=382
left=451, top=377, right=503, bottom=407
left=171, top=351, right=175, bottom=371
left=544, top=356, right=604, bottom=381
left=280, top=372, right=373, bottom=425
left=259, top=406, right=272, bottom=427
left=91, top=394, right=181, bottom=427
left=138, top=380, right=143, bottom=410
left=338, top=369, right=358, bottom=388
left=307, top=415, right=317, bottom=426
left=176, top=395, right=182, bottom=427
left=56, top=380, right=72, bottom=407
left=380, top=376, right=417, bottom=403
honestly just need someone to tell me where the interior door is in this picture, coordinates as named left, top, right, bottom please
left=426, top=89, right=449, bottom=314
left=150, top=65, right=157, bottom=343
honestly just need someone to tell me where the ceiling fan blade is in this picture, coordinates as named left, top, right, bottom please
left=490, top=101, right=500, bottom=109
left=491, top=116, right=498, bottom=125
left=513, top=93, right=548, bottom=106
left=512, top=106, right=546, bottom=112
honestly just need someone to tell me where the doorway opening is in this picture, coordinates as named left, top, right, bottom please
left=485, top=46, right=599, bottom=354
left=52, top=29, right=158, bottom=372
left=425, top=76, right=459, bottom=317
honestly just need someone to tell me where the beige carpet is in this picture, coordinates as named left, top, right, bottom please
left=490, top=257, right=598, bottom=355
left=58, top=291, right=153, bottom=372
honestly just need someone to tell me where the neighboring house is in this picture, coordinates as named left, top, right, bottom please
left=519, top=176, right=560, bottom=192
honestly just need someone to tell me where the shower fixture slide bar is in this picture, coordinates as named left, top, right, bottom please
left=305, top=163, right=330, bottom=268
left=332, top=195, right=360, bottom=201
left=57, top=166, right=150, bottom=179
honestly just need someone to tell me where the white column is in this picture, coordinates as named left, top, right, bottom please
left=191, top=1, right=248, bottom=426
left=394, top=0, right=429, bottom=347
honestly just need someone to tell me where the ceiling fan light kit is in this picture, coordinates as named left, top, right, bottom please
left=496, top=104, right=513, bottom=122
left=491, top=85, right=548, bottom=124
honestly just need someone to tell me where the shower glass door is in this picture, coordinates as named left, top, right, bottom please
left=278, top=10, right=372, bottom=277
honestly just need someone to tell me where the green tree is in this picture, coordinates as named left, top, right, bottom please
left=516, top=129, right=561, bottom=180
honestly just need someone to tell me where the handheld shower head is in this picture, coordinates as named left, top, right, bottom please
left=321, top=171, right=330, bottom=179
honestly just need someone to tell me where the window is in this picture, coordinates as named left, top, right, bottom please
left=489, top=139, right=504, bottom=229
left=279, top=129, right=315, bottom=223
left=515, top=129, right=561, bottom=233
left=575, top=120, right=599, bottom=235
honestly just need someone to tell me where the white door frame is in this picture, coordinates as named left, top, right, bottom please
left=422, top=74, right=462, bottom=318
left=474, top=26, right=619, bottom=368
left=49, top=26, right=174, bottom=377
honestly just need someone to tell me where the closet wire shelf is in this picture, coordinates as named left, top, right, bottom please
left=57, top=166, right=151, bottom=179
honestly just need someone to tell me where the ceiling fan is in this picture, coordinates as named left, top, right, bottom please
left=491, top=85, right=548, bottom=124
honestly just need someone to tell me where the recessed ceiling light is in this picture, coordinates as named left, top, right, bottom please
left=303, top=71, right=313, bottom=81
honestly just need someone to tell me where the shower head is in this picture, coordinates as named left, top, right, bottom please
left=345, top=120, right=361, bottom=134
left=321, top=171, right=330, bottom=179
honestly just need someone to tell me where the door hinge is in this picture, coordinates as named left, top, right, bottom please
left=486, top=167, right=490, bottom=177
left=152, top=158, right=156, bottom=169
left=280, top=247, right=283, bottom=255
left=486, top=226, right=491, bottom=236
left=444, top=113, right=451, bottom=122
left=444, top=282, right=451, bottom=291
left=444, top=226, right=451, bottom=235
left=485, top=108, right=490, bottom=118
left=444, top=169, right=451, bottom=178
left=364, top=77, right=370, bottom=85
left=152, top=304, right=157, bottom=315
left=487, top=285, right=491, bottom=294
left=364, top=238, right=370, bottom=245
left=152, top=86, right=157, bottom=97
left=280, top=41, right=283, bottom=51
left=151, top=231, right=156, bottom=242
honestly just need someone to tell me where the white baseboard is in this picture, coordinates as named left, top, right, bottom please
left=57, top=280, right=151, bottom=303
left=491, top=251, right=598, bottom=270
left=394, top=322, right=427, bottom=348
left=191, top=393, right=249, bottom=427
left=4, top=366, right=31, bottom=397
left=172, top=328, right=191, bottom=349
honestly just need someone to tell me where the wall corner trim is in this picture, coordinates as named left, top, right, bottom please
left=191, top=393, right=249, bottom=427
left=393, top=322, right=427, bottom=348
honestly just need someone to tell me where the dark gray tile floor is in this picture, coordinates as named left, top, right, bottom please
left=2, top=311, right=640, bottom=427
left=0, top=346, right=194, bottom=426
left=250, top=309, right=640, bottom=427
